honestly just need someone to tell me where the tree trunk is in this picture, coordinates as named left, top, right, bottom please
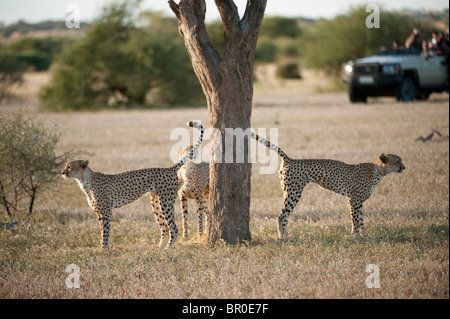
left=0, top=180, right=13, bottom=216
left=169, top=0, right=267, bottom=244
left=28, top=189, right=37, bottom=215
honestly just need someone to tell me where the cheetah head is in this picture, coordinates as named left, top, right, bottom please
left=378, top=153, right=405, bottom=175
left=61, top=160, right=89, bottom=179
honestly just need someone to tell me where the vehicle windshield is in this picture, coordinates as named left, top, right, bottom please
left=377, top=48, right=421, bottom=56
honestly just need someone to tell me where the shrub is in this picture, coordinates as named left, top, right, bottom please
left=17, top=54, right=51, bottom=71
left=0, top=52, right=25, bottom=101
left=0, top=112, right=79, bottom=216
left=276, top=62, right=301, bottom=79
left=255, top=41, right=278, bottom=63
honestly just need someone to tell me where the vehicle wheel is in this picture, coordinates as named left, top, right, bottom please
left=349, top=87, right=367, bottom=103
left=396, top=78, right=416, bottom=102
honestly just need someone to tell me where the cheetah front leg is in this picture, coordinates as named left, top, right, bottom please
left=349, top=198, right=365, bottom=235
left=195, top=195, right=207, bottom=236
left=95, top=208, right=112, bottom=249
left=201, top=188, right=209, bottom=233
left=150, top=193, right=170, bottom=249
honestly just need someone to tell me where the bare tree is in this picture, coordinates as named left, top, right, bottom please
left=169, top=0, right=267, bottom=244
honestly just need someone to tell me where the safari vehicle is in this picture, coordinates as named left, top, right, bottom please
left=342, top=48, right=449, bottom=102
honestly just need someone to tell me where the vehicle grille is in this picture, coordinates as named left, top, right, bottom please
left=354, top=64, right=378, bottom=76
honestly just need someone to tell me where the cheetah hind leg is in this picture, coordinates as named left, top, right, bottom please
left=180, top=193, right=189, bottom=239
left=160, top=195, right=178, bottom=248
left=278, top=190, right=302, bottom=242
left=150, top=193, right=170, bottom=249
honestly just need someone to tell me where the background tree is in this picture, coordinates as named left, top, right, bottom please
left=169, top=0, right=267, bottom=244
left=260, top=16, right=301, bottom=38
left=255, top=16, right=303, bottom=79
left=40, top=2, right=204, bottom=110
left=303, top=6, right=432, bottom=75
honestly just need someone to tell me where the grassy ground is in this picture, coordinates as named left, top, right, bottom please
left=0, top=81, right=448, bottom=298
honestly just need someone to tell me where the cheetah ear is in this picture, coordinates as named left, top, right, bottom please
left=178, top=148, right=183, bottom=157
left=379, top=154, right=388, bottom=164
left=81, top=160, right=89, bottom=168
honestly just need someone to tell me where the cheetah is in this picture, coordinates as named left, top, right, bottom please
left=61, top=121, right=204, bottom=250
left=251, top=132, right=405, bottom=240
left=177, top=145, right=209, bottom=239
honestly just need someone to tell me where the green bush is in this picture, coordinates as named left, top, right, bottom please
left=0, top=51, right=25, bottom=101
left=40, top=2, right=204, bottom=111
left=276, top=62, right=301, bottom=79
left=260, top=16, right=301, bottom=38
left=17, top=54, right=51, bottom=71
left=253, top=17, right=303, bottom=80
left=3, top=36, right=69, bottom=71
left=255, top=41, right=278, bottom=63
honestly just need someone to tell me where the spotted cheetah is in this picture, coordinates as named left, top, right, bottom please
left=61, top=121, right=204, bottom=250
left=177, top=145, right=209, bottom=239
left=251, top=132, right=405, bottom=240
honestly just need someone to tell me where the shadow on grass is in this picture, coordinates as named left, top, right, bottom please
left=283, top=223, right=449, bottom=248
left=365, top=224, right=449, bottom=245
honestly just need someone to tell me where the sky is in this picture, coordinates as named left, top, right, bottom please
left=0, top=0, right=448, bottom=25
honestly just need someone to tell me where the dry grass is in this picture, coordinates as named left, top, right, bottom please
left=0, top=82, right=448, bottom=299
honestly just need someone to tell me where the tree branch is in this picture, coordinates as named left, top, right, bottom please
left=214, top=0, right=240, bottom=33
left=168, top=0, right=207, bottom=37
left=168, top=0, right=180, bottom=19
left=240, top=0, right=267, bottom=39
left=168, top=0, right=222, bottom=88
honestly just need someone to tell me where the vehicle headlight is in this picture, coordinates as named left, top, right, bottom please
left=345, top=64, right=353, bottom=73
left=381, top=64, right=401, bottom=74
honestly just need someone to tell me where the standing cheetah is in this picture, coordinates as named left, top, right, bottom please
left=251, top=132, right=405, bottom=240
left=177, top=145, right=209, bottom=239
left=61, top=121, right=204, bottom=249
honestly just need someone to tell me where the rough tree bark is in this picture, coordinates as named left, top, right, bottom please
left=169, top=0, right=267, bottom=244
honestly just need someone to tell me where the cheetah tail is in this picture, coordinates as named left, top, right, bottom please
left=250, top=132, right=290, bottom=161
left=175, top=121, right=204, bottom=171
